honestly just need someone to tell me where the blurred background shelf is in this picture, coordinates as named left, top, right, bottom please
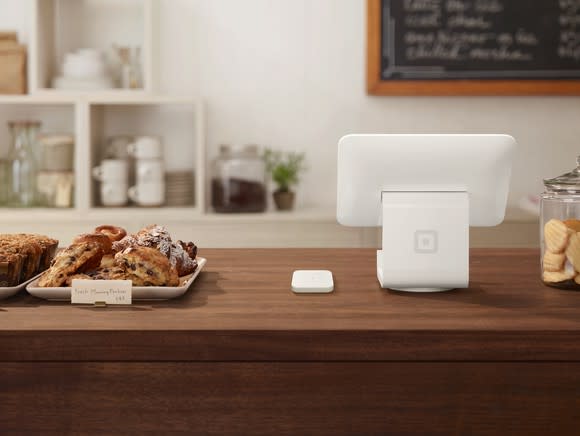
left=0, top=0, right=547, bottom=248
left=0, top=0, right=205, bottom=225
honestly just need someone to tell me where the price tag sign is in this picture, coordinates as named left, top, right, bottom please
left=71, top=280, right=132, bottom=305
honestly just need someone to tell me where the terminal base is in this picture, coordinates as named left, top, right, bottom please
left=378, top=191, right=469, bottom=292
left=377, top=251, right=452, bottom=292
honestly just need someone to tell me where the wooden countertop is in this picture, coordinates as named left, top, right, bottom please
left=1, top=248, right=579, bottom=362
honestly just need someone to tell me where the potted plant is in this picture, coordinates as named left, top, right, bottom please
left=263, top=149, right=306, bottom=211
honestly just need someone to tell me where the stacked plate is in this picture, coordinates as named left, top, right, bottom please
left=165, top=170, right=195, bottom=206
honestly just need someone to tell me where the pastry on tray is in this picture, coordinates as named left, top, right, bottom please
left=95, top=225, right=127, bottom=242
left=115, top=246, right=179, bottom=287
left=73, top=232, right=113, bottom=255
left=0, top=251, right=25, bottom=287
left=113, top=224, right=198, bottom=276
left=37, top=224, right=198, bottom=287
left=38, top=241, right=104, bottom=287
left=0, top=234, right=59, bottom=287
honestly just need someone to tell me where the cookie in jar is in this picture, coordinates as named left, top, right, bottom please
left=541, top=156, right=580, bottom=289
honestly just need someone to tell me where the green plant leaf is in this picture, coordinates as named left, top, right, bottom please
left=262, top=148, right=307, bottom=190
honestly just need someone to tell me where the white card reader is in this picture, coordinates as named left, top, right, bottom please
left=291, top=270, right=334, bottom=294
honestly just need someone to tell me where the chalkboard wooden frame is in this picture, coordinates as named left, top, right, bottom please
left=366, top=0, right=580, bottom=96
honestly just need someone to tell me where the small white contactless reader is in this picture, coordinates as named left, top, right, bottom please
left=291, top=270, right=334, bottom=294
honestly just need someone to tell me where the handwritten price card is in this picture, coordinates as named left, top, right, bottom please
left=71, top=280, right=132, bottom=305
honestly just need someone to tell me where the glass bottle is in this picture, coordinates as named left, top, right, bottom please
left=130, top=46, right=142, bottom=89
left=0, top=158, right=8, bottom=205
left=7, top=121, right=41, bottom=207
left=114, top=45, right=142, bottom=89
left=540, top=155, right=580, bottom=289
left=211, top=144, right=267, bottom=213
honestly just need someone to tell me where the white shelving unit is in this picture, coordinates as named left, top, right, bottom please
left=0, top=0, right=539, bottom=248
left=0, top=95, right=205, bottom=215
left=0, top=0, right=349, bottom=247
left=0, top=0, right=205, bottom=217
left=30, top=0, right=157, bottom=93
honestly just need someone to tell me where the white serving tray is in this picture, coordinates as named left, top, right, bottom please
left=0, top=272, right=44, bottom=301
left=26, top=257, right=206, bottom=302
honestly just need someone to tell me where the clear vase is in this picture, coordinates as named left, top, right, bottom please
left=7, top=121, right=41, bottom=207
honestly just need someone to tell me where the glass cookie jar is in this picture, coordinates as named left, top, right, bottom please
left=541, top=156, right=580, bottom=289
left=210, top=144, right=267, bottom=213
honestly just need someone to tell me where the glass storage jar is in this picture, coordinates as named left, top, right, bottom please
left=541, top=155, right=580, bottom=289
left=7, top=120, right=41, bottom=207
left=211, top=144, right=267, bottom=213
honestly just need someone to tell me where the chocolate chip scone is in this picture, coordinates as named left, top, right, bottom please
left=73, top=233, right=113, bottom=255
left=64, top=274, right=92, bottom=286
left=114, top=246, right=179, bottom=286
left=99, top=254, right=115, bottom=269
left=38, top=242, right=104, bottom=287
left=88, top=266, right=128, bottom=281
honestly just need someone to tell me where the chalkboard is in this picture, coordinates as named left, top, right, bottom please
left=367, top=0, right=580, bottom=95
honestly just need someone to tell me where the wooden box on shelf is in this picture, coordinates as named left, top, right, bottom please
left=0, top=32, right=26, bottom=95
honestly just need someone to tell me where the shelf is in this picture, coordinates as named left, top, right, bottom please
left=0, top=203, right=535, bottom=227
left=0, top=93, right=197, bottom=105
left=79, top=93, right=197, bottom=105
left=0, top=95, right=78, bottom=104
left=81, top=205, right=336, bottom=223
left=0, top=101, right=75, bottom=162
left=201, top=208, right=336, bottom=222
left=31, top=0, right=156, bottom=93
left=86, top=206, right=201, bottom=221
left=0, top=207, right=336, bottom=223
left=88, top=101, right=202, bottom=209
left=0, top=207, right=202, bottom=223
left=0, top=208, right=80, bottom=222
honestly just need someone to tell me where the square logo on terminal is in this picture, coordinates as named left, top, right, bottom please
left=414, top=230, right=438, bottom=254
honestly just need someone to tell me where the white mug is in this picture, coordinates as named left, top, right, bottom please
left=106, top=135, right=133, bottom=159
left=101, top=182, right=128, bottom=207
left=127, top=136, right=163, bottom=159
left=136, top=159, right=165, bottom=184
left=63, top=49, right=105, bottom=78
left=92, top=159, right=129, bottom=182
left=128, top=182, right=165, bottom=206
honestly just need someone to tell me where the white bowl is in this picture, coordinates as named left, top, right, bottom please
left=63, top=51, right=106, bottom=78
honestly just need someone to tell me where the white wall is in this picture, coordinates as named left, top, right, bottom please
left=0, top=0, right=30, bottom=44
left=1, top=0, right=578, bottom=212
left=159, top=0, right=580, bottom=212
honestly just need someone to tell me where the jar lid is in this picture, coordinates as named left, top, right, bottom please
left=233, top=144, right=260, bottom=157
left=244, top=144, right=259, bottom=155
left=39, top=134, right=74, bottom=146
left=7, top=120, right=42, bottom=128
left=218, top=144, right=231, bottom=156
left=544, top=156, right=580, bottom=193
left=107, top=135, right=133, bottom=145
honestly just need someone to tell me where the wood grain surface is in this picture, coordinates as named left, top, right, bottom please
left=1, top=248, right=580, bottom=361
left=1, top=362, right=580, bottom=436
left=2, top=249, right=580, bottom=435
